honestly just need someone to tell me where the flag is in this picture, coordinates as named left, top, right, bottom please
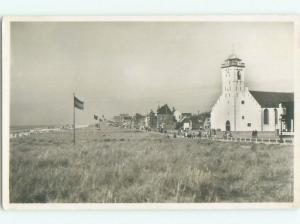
left=74, top=96, right=84, bottom=110
left=94, top=114, right=98, bottom=120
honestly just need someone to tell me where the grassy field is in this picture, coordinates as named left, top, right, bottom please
left=10, top=124, right=293, bottom=203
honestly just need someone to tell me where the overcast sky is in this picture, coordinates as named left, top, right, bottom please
left=10, top=21, right=294, bottom=126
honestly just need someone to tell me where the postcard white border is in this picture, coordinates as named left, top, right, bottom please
left=2, top=15, right=300, bottom=210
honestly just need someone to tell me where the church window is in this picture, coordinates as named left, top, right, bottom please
left=282, top=108, right=286, bottom=115
left=247, top=123, right=251, bottom=127
left=237, top=71, right=241, bottom=80
left=264, top=109, right=269, bottom=125
left=274, top=109, right=278, bottom=125
left=242, top=116, right=244, bottom=119
left=241, top=100, right=245, bottom=104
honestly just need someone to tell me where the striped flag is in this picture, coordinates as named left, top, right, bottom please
left=73, top=94, right=85, bottom=144
left=74, top=96, right=84, bottom=110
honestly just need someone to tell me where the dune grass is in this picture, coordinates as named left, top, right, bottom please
left=9, top=126, right=293, bottom=203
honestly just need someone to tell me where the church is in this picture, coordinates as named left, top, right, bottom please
left=210, top=54, right=294, bottom=133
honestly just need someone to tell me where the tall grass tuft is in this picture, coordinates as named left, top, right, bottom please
left=9, top=127, right=293, bottom=203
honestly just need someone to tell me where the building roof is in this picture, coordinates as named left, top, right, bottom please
left=178, top=115, right=203, bottom=124
left=149, top=110, right=156, bottom=116
left=222, top=54, right=244, bottom=68
left=181, top=113, right=192, bottom=117
left=157, top=104, right=173, bottom=115
left=226, top=53, right=241, bottom=61
left=249, top=91, right=294, bottom=108
left=181, top=117, right=192, bottom=123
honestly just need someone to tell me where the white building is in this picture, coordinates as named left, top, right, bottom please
left=211, top=54, right=294, bottom=132
left=173, top=110, right=182, bottom=122
left=181, top=117, right=192, bottom=131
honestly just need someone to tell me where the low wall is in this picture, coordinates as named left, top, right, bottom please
left=215, top=130, right=278, bottom=139
left=161, top=129, right=280, bottom=140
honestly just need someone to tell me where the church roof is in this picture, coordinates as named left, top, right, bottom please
left=226, top=53, right=241, bottom=61
left=222, top=54, right=244, bottom=68
left=249, top=91, right=294, bottom=108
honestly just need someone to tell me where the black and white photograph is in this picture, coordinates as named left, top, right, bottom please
left=2, top=16, right=299, bottom=209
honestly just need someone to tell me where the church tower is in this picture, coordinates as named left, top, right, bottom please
left=221, top=53, right=245, bottom=96
left=211, top=53, right=271, bottom=132
left=220, top=54, right=246, bottom=131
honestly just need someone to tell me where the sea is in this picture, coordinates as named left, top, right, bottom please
left=10, top=124, right=89, bottom=139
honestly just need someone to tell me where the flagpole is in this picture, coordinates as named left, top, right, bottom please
left=73, top=93, right=75, bottom=144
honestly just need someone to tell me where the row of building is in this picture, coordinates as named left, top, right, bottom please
left=112, top=54, right=294, bottom=136
left=112, top=105, right=211, bottom=131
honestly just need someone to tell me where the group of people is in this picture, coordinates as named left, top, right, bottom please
left=169, top=128, right=217, bottom=139
left=251, top=130, right=258, bottom=138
